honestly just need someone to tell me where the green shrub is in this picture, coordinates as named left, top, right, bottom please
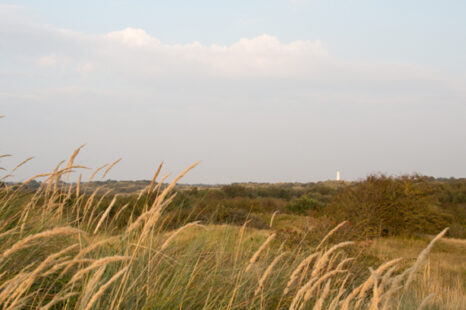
left=327, top=174, right=450, bottom=238
left=285, top=195, right=324, bottom=215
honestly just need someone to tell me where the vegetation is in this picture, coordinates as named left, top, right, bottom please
left=0, top=146, right=464, bottom=309
left=327, top=175, right=451, bottom=238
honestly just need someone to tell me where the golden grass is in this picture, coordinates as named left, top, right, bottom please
left=0, top=147, right=460, bottom=309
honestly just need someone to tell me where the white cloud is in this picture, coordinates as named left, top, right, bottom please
left=106, top=28, right=161, bottom=47
left=1, top=6, right=465, bottom=182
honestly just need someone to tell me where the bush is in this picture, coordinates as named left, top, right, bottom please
left=327, top=174, right=450, bottom=238
left=285, top=195, right=324, bottom=215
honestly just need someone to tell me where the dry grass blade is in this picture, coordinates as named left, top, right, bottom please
left=254, top=252, right=286, bottom=297
left=148, top=161, right=163, bottom=194
left=355, top=258, right=403, bottom=308
left=12, top=157, right=34, bottom=172
left=312, top=241, right=354, bottom=277
left=68, top=256, right=130, bottom=284
left=93, top=195, right=119, bottom=234
left=404, top=227, right=449, bottom=290
left=83, top=266, right=129, bottom=310
left=151, top=162, right=200, bottom=209
left=22, top=173, right=52, bottom=185
left=1, top=227, right=82, bottom=259
left=284, top=252, right=320, bottom=295
left=39, top=292, right=78, bottom=310
left=102, top=158, right=122, bottom=178
left=88, top=164, right=108, bottom=182
left=313, top=279, right=331, bottom=310
left=160, top=221, right=202, bottom=250
left=303, top=269, right=347, bottom=303
left=369, top=268, right=380, bottom=310
left=76, top=173, right=82, bottom=197
left=0, top=154, right=12, bottom=159
left=289, top=276, right=317, bottom=310
left=245, top=233, right=276, bottom=272
left=316, top=221, right=348, bottom=251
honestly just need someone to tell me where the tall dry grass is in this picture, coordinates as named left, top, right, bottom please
left=0, top=146, right=456, bottom=309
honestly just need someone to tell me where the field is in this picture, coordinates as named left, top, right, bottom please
left=0, top=149, right=465, bottom=309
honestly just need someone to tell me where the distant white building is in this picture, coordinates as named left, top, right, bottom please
left=336, top=170, right=341, bottom=181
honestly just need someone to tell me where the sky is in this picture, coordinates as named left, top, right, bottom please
left=1, top=1, right=466, bottom=183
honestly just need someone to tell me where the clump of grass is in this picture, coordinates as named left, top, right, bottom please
left=0, top=145, right=456, bottom=309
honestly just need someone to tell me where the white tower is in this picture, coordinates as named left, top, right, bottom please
left=336, top=170, right=341, bottom=181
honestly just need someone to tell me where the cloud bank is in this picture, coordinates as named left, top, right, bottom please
left=1, top=6, right=465, bottom=183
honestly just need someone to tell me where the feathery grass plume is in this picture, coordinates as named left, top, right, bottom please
left=47, top=160, right=65, bottom=194
left=148, top=161, right=164, bottom=194
left=417, top=293, right=435, bottom=309
left=311, top=241, right=354, bottom=277
left=1, top=227, right=82, bottom=259
left=78, top=266, right=107, bottom=307
left=88, top=164, right=108, bottom=182
left=68, top=256, right=130, bottom=284
left=379, top=265, right=399, bottom=292
left=64, top=144, right=86, bottom=179
left=93, top=195, right=119, bottom=234
left=303, top=269, right=347, bottom=303
left=354, top=258, right=403, bottom=308
left=328, top=273, right=351, bottom=310
left=269, top=210, right=279, bottom=228
left=313, top=279, right=332, bottom=310
left=368, top=268, right=380, bottom=310
left=325, top=251, right=343, bottom=273
left=21, top=173, right=52, bottom=185
left=39, top=292, right=78, bottom=310
left=131, top=193, right=176, bottom=242
left=83, top=266, right=129, bottom=310
left=316, top=221, right=348, bottom=251
left=340, top=285, right=363, bottom=310
left=254, top=252, right=286, bottom=297
left=42, top=258, right=95, bottom=277
left=4, top=244, right=78, bottom=307
left=58, top=237, right=119, bottom=276
left=335, top=257, right=355, bottom=270
left=289, top=276, right=318, bottom=310
left=151, top=162, right=200, bottom=209
left=0, top=174, right=13, bottom=181
left=86, top=189, right=113, bottom=227
left=284, top=252, right=320, bottom=295
left=160, top=221, right=202, bottom=250
left=404, top=227, right=449, bottom=290
left=245, top=233, right=276, bottom=272
left=81, top=187, right=102, bottom=220
left=12, top=156, right=34, bottom=172
left=102, top=158, right=122, bottom=179
left=235, top=220, right=250, bottom=259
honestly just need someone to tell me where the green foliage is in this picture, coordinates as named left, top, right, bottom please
left=285, top=195, right=324, bottom=215
left=327, top=174, right=450, bottom=238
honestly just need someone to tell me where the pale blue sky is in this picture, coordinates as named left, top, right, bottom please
left=1, top=1, right=466, bottom=183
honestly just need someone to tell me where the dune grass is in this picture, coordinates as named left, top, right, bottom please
left=0, top=147, right=458, bottom=309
